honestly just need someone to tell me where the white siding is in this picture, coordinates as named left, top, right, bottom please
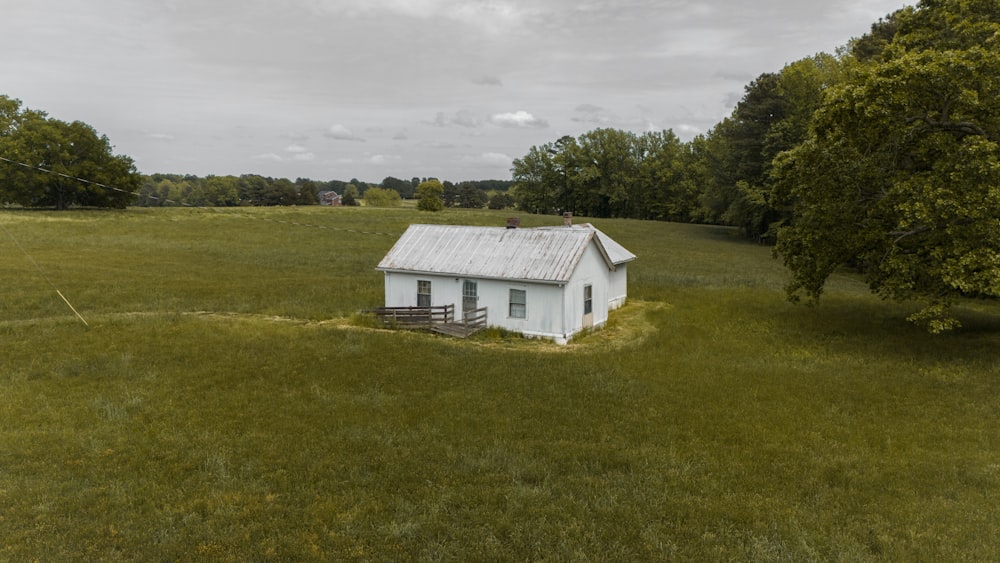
left=608, top=264, right=628, bottom=310
left=384, top=272, right=571, bottom=340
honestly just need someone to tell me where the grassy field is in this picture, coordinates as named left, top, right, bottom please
left=1, top=206, right=997, bottom=561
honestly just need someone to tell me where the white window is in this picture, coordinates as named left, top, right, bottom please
left=583, top=284, right=593, bottom=315
left=509, top=288, right=526, bottom=319
left=417, top=280, right=431, bottom=307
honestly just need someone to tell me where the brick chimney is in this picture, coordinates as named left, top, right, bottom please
left=506, top=217, right=521, bottom=229
left=563, top=212, right=573, bottom=227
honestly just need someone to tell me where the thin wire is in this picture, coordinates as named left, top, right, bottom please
left=0, top=220, right=89, bottom=327
left=0, top=156, right=395, bottom=236
left=0, top=156, right=400, bottom=326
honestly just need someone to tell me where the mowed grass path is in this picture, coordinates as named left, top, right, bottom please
left=1, top=207, right=997, bottom=560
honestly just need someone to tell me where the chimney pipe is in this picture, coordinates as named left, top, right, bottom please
left=563, top=212, right=573, bottom=227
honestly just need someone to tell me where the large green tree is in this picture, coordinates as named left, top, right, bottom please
left=511, top=143, right=561, bottom=215
left=511, top=130, right=699, bottom=221
left=415, top=179, right=445, bottom=211
left=0, top=96, right=139, bottom=209
left=774, top=0, right=1000, bottom=331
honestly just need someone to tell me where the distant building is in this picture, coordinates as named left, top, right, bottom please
left=319, top=191, right=342, bottom=206
left=376, top=215, right=636, bottom=344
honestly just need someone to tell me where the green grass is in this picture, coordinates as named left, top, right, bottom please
left=1, top=207, right=998, bottom=560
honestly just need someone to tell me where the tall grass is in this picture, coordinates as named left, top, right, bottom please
left=1, top=207, right=997, bottom=560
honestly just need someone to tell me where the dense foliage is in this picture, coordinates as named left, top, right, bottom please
left=133, top=174, right=513, bottom=209
left=510, top=0, right=998, bottom=330
left=137, top=174, right=320, bottom=207
left=362, top=187, right=402, bottom=207
left=774, top=0, right=1000, bottom=331
left=510, top=53, right=846, bottom=238
left=0, top=96, right=139, bottom=209
left=415, top=179, right=445, bottom=211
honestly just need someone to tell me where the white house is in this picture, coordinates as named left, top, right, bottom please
left=376, top=218, right=636, bottom=344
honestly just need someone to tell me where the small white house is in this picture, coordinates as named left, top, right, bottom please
left=376, top=219, right=636, bottom=344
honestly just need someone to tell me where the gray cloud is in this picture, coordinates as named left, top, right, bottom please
left=473, top=75, right=504, bottom=87
left=1, top=0, right=908, bottom=180
left=430, top=111, right=484, bottom=128
left=325, top=124, right=365, bottom=142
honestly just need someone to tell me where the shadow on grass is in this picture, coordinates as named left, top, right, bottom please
left=749, top=293, right=1000, bottom=366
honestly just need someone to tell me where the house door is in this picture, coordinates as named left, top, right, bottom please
left=462, top=280, right=478, bottom=318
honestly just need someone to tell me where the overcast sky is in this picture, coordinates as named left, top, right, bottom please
left=3, top=0, right=906, bottom=183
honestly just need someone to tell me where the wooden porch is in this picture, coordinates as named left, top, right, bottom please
left=368, top=304, right=488, bottom=339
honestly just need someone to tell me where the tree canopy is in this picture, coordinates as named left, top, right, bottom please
left=362, top=187, right=402, bottom=208
left=773, top=0, right=1000, bottom=331
left=511, top=130, right=698, bottom=221
left=0, top=96, right=139, bottom=209
left=505, top=0, right=999, bottom=330
left=415, top=179, right=445, bottom=211
left=137, top=174, right=320, bottom=207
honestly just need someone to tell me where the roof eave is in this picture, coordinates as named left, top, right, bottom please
left=376, top=267, right=568, bottom=285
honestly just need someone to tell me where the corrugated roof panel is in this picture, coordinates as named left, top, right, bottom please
left=536, top=224, right=636, bottom=265
left=593, top=227, right=637, bottom=265
left=376, top=224, right=609, bottom=283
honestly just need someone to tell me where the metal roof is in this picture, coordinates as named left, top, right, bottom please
left=537, top=223, right=637, bottom=266
left=376, top=224, right=635, bottom=283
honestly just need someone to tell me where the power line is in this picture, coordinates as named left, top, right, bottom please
left=0, top=156, right=400, bottom=325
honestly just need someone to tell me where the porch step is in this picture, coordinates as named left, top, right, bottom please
left=431, top=322, right=485, bottom=338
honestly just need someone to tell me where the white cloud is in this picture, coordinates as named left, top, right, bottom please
left=369, top=154, right=401, bottom=165
left=254, top=153, right=284, bottom=162
left=305, top=0, right=524, bottom=32
left=254, top=150, right=315, bottom=163
left=489, top=110, right=548, bottom=129
left=478, top=152, right=513, bottom=165
left=326, top=124, right=365, bottom=142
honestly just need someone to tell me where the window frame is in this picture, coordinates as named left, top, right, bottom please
left=508, top=288, right=526, bottom=319
left=417, top=279, right=432, bottom=307
left=583, top=284, right=593, bottom=315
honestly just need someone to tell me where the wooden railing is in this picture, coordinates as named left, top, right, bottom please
left=366, top=304, right=488, bottom=338
left=461, top=306, right=488, bottom=329
left=369, top=304, right=454, bottom=327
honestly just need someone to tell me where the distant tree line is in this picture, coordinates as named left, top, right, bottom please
left=135, top=174, right=515, bottom=209
left=509, top=57, right=845, bottom=237
left=137, top=174, right=321, bottom=207
left=378, top=176, right=514, bottom=209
